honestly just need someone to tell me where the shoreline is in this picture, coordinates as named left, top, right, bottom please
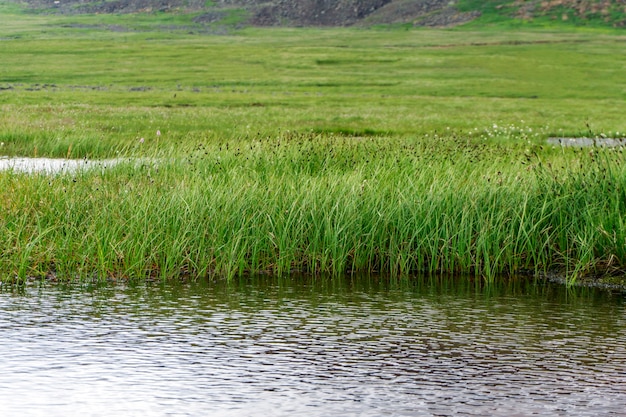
left=3, top=268, right=625, bottom=294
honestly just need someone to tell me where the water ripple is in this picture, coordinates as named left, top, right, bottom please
left=0, top=279, right=625, bottom=416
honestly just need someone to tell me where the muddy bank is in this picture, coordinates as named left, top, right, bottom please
left=540, top=270, right=626, bottom=292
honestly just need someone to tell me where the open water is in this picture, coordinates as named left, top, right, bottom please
left=0, top=277, right=625, bottom=417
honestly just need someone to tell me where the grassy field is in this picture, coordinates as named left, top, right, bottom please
left=1, top=2, right=626, bottom=283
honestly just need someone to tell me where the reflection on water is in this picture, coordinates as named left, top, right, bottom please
left=0, top=277, right=625, bottom=417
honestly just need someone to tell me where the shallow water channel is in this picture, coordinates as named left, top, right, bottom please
left=0, top=156, right=124, bottom=173
left=1, top=277, right=625, bottom=417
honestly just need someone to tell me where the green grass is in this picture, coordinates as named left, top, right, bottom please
left=1, top=26, right=625, bottom=158
left=457, top=0, right=626, bottom=29
left=1, top=2, right=626, bottom=283
left=1, top=136, right=625, bottom=283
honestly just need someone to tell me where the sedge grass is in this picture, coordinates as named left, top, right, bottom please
left=1, top=134, right=625, bottom=283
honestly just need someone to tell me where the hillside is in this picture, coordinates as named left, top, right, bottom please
left=9, top=0, right=626, bottom=28
left=459, top=0, right=626, bottom=27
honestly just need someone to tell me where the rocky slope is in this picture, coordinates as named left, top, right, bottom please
left=10, top=0, right=481, bottom=27
left=12, top=0, right=626, bottom=27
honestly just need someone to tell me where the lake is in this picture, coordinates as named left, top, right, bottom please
left=1, top=277, right=625, bottom=416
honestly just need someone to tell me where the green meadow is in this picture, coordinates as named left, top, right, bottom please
left=1, top=1, right=626, bottom=283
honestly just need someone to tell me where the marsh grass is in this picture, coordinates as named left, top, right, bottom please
left=1, top=133, right=625, bottom=283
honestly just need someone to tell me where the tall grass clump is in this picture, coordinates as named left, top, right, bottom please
left=1, top=132, right=625, bottom=283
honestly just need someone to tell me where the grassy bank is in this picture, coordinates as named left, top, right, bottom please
left=2, top=134, right=626, bottom=283
left=1, top=3, right=625, bottom=283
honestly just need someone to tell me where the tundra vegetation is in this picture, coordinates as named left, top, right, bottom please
left=1, top=0, right=625, bottom=284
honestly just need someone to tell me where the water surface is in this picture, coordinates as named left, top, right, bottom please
left=0, top=277, right=625, bottom=416
left=547, top=137, right=626, bottom=147
left=0, top=156, right=153, bottom=173
left=0, top=156, right=122, bottom=173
